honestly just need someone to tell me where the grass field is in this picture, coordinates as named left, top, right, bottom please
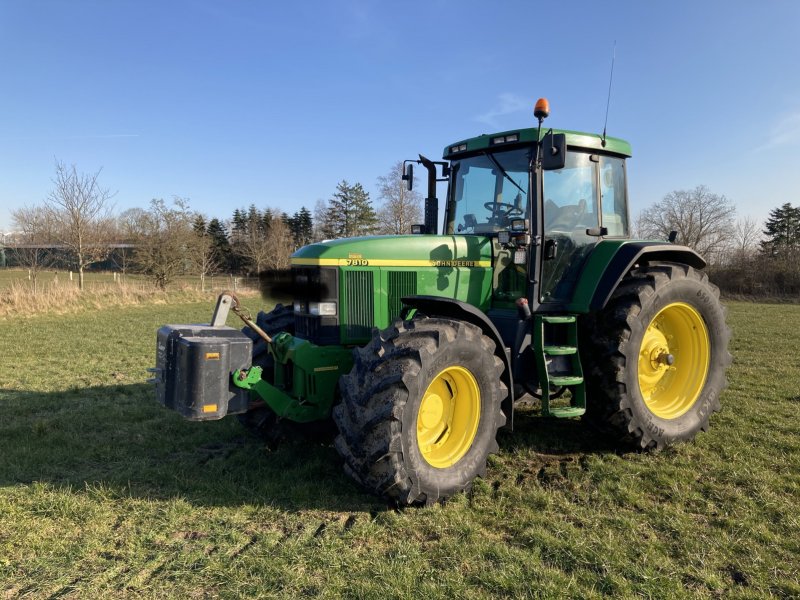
left=0, top=299, right=798, bottom=598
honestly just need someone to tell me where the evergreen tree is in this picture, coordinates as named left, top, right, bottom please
left=295, top=206, right=313, bottom=247
left=760, top=202, right=800, bottom=258
left=206, top=218, right=232, bottom=270
left=261, top=208, right=274, bottom=233
left=247, top=204, right=261, bottom=233
left=325, top=180, right=377, bottom=238
left=231, top=208, right=247, bottom=237
left=192, top=214, right=207, bottom=235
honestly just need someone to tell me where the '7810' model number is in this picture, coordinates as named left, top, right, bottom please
left=345, top=258, right=369, bottom=266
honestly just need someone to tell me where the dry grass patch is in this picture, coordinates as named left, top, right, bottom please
left=0, top=280, right=259, bottom=319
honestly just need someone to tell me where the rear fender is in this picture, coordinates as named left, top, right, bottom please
left=568, top=242, right=706, bottom=312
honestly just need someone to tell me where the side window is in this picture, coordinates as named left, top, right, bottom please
left=599, top=157, right=628, bottom=237
left=543, top=152, right=599, bottom=232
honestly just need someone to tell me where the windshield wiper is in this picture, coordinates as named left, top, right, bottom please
left=483, top=151, right=527, bottom=195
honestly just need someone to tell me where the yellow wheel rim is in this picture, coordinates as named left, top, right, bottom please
left=638, top=302, right=710, bottom=419
left=416, top=366, right=481, bottom=468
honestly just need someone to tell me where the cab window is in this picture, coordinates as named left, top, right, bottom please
left=599, top=156, right=628, bottom=236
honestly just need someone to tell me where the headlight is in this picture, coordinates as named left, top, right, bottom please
left=293, top=300, right=306, bottom=313
left=309, top=301, right=337, bottom=316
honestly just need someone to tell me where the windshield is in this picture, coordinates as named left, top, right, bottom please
left=445, top=148, right=532, bottom=235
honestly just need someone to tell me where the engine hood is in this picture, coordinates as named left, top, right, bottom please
left=291, top=235, right=492, bottom=268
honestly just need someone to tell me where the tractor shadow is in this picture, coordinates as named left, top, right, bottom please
left=502, top=398, right=622, bottom=457
left=0, top=385, right=626, bottom=511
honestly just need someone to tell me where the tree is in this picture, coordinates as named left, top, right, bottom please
left=376, top=161, right=422, bottom=234
left=133, top=198, right=196, bottom=290
left=206, top=218, right=232, bottom=271
left=324, top=180, right=377, bottom=238
left=732, top=216, right=762, bottom=257
left=314, top=198, right=337, bottom=241
left=238, top=209, right=273, bottom=275
left=44, top=160, right=115, bottom=289
left=637, top=185, right=736, bottom=261
left=760, top=202, right=800, bottom=258
left=264, top=215, right=294, bottom=270
left=294, top=206, right=314, bottom=247
left=10, top=205, right=56, bottom=294
left=189, top=215, right=219, bottom=290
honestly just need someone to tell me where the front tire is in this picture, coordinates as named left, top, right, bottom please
left=333, top=317, right=507, bottom=505
left=581, top=263, right=732, bottom=449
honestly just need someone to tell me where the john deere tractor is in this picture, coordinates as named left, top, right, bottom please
left=152, top=99, right=731, bottom=505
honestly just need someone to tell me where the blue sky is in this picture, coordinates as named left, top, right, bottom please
left=1, top=0, right=799, bottom=232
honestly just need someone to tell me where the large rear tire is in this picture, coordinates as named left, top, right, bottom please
left=581, top=263, right=732, bottom=449
left=333, top=317, right=507, bottom=505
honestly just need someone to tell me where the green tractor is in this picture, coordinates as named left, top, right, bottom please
left=152, top=98, right=731, bottom=505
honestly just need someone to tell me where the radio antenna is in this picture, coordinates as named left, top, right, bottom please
left=601, top=41, right=616, bottom=148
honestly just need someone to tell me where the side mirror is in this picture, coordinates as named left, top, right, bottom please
left=541, top=132, right=567, bottom=171
left=402, top=163, right=414, bottom=191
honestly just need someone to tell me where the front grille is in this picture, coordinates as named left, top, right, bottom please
left=387, top=271, right=417, bottom=321
left=344, top=270, right=374, bottom=341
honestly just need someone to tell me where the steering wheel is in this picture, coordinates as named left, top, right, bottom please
left=484, top=201, right=523, bottom=218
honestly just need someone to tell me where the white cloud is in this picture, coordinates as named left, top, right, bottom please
left=474, top=93, right=528, bottom=128
left=757, top=111, right=800, bottom=151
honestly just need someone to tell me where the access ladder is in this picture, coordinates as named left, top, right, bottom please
left=532, top=314, right=586, bottom=418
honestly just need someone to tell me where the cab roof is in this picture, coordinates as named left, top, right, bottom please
left=443, top=128, right=632, bottom=160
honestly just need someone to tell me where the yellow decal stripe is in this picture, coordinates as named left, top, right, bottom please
left=291, top=258, right=491, bottom=268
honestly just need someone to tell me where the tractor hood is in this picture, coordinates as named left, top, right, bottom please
left=291, top=235, right=493, bottom=268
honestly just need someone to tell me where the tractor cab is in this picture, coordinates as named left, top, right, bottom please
left=439, top=125, right=632, bottom=311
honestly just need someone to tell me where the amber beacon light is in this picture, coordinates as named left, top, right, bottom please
left=534, top=97, right=550, bottom=120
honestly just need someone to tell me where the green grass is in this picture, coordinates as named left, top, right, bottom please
left=1, top=300, right=799, bottom=598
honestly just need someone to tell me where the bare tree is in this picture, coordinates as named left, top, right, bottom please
left=10, top=205, right=56, bottom=294
left=133, top=198, right=196, bottom=290
left=264, top=216, right=293, bottom=270
left=376, top=161, right=422, bottom=235
left=239, top=218, right=273, bottom=275
left=114, top=207, right=150, bottom=277
left=637, top=185, right=736, bottom=262
left=188, top=219, right=220, bottom=291
left=313, top=198, right=335, bottom=241
left=732, top=216, right=762, bottom=258
left=45, top=161, right=115, bottom=289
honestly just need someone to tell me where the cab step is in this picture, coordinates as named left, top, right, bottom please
left=533, top=314, right=586, bottom=419
left=543, top=345, right=577, bottom=356
left=549, top=375, right=584, bottom=386
left=546, top=406, right=586, bottom=418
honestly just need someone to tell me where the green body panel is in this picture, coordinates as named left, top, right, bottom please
left=443, top=128, right=632, bottom=160
left=292, top=234, right=492, bottom=263
left=565, top=239, right=631, bottom=313
left=233, top=333, right=353, bottom=422
left=292, top=235, right=494, bottom=344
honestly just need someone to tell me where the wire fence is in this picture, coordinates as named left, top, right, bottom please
left=0, top=268, right=261, bottom=293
